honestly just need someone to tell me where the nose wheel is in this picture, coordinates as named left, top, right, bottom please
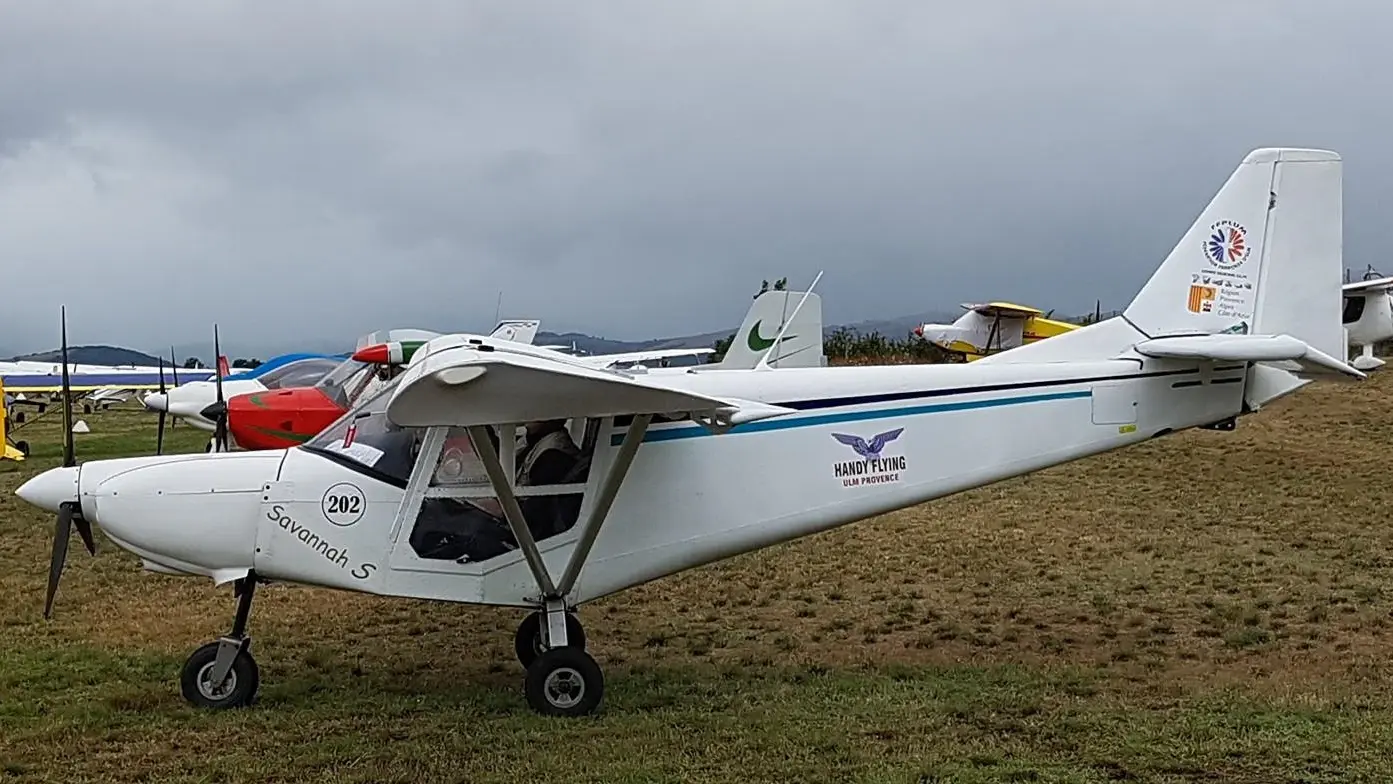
left=181, top=573, right=260, bottom=710
left=180, top=640, right=259, bottom=709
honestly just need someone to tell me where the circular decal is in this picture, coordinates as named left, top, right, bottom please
left=321, top=482, right=366, bottom=527
left=1203, top=220, right=1250, bottom=269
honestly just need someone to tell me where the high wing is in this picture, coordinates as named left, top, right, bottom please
left=962, top=301, right=1044, bottom=319
left=1132, top=333, right=1364, bottom=380
left=1342, top=275, right=1393, bottom=294
left=386, top=343, right=795, bottom=430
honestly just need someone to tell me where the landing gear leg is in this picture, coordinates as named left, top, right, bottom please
left=180, top=573, right=260, bottom=709
left=469, top=416, right=652, bottom=717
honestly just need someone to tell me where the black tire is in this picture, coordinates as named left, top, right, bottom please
left=180, top=641, right=259, bottom=709
left=514, top=611, right=586, bottom=668
left=14, top=440, right=28, bottom=456
left=523, top=647, right=604, bottom=717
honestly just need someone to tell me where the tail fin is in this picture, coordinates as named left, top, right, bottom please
left=1125, top=148, right=1343, bottom=356
left=216, top=355, right=229, bottom=378
left=489, top=319, right=540, bottom=345
left=981, top=147, right=1352, bottom=387
left=716, top=290, right=826, bottom=369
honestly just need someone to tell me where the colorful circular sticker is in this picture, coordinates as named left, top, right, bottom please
left=321, top=482, right=366, bottom=527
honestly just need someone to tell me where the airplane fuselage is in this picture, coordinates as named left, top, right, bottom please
left=37, top=352, right=1249, bottom=608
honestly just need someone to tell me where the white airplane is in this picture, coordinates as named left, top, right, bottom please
left=1341, top=270, right=1393, bottom=371
left=911, top=302, right=1080, bottom=360
left=19, top=148, right=1360, bottom=719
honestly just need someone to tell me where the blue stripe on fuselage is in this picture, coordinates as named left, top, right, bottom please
left=610, top=388, right=1092, bottom=446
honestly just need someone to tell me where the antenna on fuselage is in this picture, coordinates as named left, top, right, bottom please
left=754, top=270, right=823, bottom=371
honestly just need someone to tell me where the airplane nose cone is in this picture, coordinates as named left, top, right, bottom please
left=144, top=392, right=169, bottom=412
left=201, top=401, right=227, bottom=420
left=16, top=465, right=79, bottom=513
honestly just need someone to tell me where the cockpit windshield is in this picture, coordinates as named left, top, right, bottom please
left=302, top=377, right=420, bottom=486
left=256, top=357, right=345, bottom=391
left=312, top=358, right=379, bottom=410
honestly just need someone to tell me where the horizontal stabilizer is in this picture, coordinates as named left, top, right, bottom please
left=387, top=346, right=797, bottom=431
left=1133, top=333, right=1365, bottom=380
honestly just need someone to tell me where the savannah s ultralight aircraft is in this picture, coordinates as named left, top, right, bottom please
left=19, top=148, right=1360, bottom=717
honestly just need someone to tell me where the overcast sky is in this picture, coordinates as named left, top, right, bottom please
left=2, top=1, right=1390, bottom=355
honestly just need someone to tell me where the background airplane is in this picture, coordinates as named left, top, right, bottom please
left=140, top=331, right=455, bottom=435
left=911, top=302, right=1079, bottom=360
left=216, top=288, right=823, bottom=451
left=1341, top=269, right=1393, bottom=371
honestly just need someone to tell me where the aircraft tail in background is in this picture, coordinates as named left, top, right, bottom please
left=714, top=290, right=826, bottom=369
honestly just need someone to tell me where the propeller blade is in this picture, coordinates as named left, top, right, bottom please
left=59, top=306, right=74, bottom=469
left=212, top=325, right=228, bottom=452
left=43, top=503, right=74, bottom=619
left=156, top=357, right=167, bottom=455
left=74, top=514, right=96, bottom=556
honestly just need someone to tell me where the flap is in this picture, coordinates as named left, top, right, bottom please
left=1134, top=333, right=1365, bottom=380
left=386, top=344, right=798, bottom=429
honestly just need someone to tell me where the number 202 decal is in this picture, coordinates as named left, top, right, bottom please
left=321, top=483, right=366, bottom=527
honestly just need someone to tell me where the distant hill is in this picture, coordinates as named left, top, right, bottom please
left=9, top=345, right=168, bottom=367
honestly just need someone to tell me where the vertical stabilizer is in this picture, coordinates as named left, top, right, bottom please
left=717, top=290, right=826, bottom=369
left=1124, top=148, right=1342, bottom=359
left=490, top=319, right=540, bottom=345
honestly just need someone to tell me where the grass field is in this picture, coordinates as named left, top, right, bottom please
left=4, top=376, right=1393, bottom=783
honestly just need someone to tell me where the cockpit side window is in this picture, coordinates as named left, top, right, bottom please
left=1343, top=295, right=1366, bottom=325
left=406, top=418, right=597, bottom=563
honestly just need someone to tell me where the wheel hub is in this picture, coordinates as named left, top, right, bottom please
left=543, top=667, right=585, bottom=708
left=197, top=662, right=236, bottom=700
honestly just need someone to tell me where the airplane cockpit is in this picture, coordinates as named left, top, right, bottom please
left=252, top=357, right=346, bottom=390
left=311, top=358, right=380, bottom=411
left=300, top=377, right=597, bottom=566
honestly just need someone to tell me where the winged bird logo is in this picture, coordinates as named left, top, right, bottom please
left=831, top=428, right=903, bottom=459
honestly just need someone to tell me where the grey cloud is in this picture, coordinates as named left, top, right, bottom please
left=1, top=0, right=1391, bottom=354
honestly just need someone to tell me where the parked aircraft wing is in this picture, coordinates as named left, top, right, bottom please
left=1342, top=275, right=1393, bottom=293
left=582, top=348, right=715, bottom=367
left=386, top=345, right=795, bottom=429
left=962, top=302, right=1044, bottom=318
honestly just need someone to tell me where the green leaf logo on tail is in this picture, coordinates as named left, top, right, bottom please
left=746, top=319, right=797, bottom=352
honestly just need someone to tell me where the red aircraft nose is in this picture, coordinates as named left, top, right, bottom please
left=226, top=387, right=347, bottom=450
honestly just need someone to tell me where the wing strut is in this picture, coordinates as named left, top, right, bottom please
left=468, top=424, right=557, bottom=597
left=465, top=414, right=653, bottom=646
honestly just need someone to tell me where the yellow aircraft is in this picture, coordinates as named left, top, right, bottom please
left=911, top=301, right=1080, bottom=361
left=2, top=379, right=30, bottom=461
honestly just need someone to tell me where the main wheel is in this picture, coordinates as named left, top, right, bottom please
left=180, top=641, right=260, bottom=709
left=523, top=647, right=604, bottom=717
left=14, top=440, right=28, bottom=456
left=514, top=611, right=586, bottom=668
